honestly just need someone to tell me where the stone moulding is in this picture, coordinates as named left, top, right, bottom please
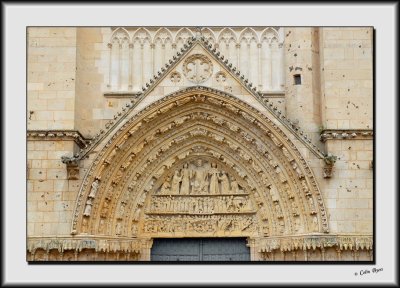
left=320, top=129, right=374, bottom=142
left=257, top=234, right=373, bottom=253
left=27, top=130, right=89, bottom=149
left=27, top=237, right=149, bottom=254
left=103, top=92, right=142, bottom=98
left=27, top=234, right=372, bottom=257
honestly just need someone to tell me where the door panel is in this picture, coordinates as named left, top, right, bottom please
left=151, top=238, right=250, bottom=261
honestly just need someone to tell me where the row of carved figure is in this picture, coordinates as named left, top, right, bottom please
left=157, top=160, right=244, bottom=195
left=143, top=214, right=257, bottom=234
left=146, top=195, right=254, bottom=214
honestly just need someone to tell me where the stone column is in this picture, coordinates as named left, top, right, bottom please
left=118, top=42, right=122, bottom=90
left=303, top=249, right=308, bottom=261
left=107, top=43, right=112, bottom=88
left=162, top=43, right=166, bottom=70
left=140, top=43, right=144, bottom=89
left=236, top=43, right=240, bottom=70
left=172, top=43, right=177, bottom=56
left=139, top=238, right=153, bottom=261
left=257, top=43, right=262, bottom=90
left=321, top=247, right=326, bottom=261
left=247, top=237, right=262, bottom=261
left=266, top=43, right=272, bottom=91
left=336, top=248, right=342, bottom=261
left=247, top=43, right=251, bottom=79
left=278, top=42, right=285, bottom=91
left=151, top=43, right=155, bottom=76
left=129, top=43, right=133, bottom=90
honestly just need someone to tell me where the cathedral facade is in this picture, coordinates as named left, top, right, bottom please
left=27, top=27, right=373, bottom=261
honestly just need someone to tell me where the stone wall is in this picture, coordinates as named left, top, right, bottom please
left=319, top=27, right=373, bottom=130
left=27, top=140, right=80, bottom=237
left=27, top=27, right=77, bottom=130
left=322, top=139, right=373, bottom=234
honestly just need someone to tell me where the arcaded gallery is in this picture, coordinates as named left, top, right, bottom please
left=27, top=27, right=373, bottom=261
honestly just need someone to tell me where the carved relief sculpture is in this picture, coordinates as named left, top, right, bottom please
left=219, top=171, right=230, bottom=194
left=88, top=179, right=100, bottom=199
left=209, top=162, right=220, bottom=194
left=183, top=54, right=213, bottom=83
left=180, top=163, right=190, bottom=195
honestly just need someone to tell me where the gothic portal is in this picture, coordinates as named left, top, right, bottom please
left=27, top=27, right=373, bottom=261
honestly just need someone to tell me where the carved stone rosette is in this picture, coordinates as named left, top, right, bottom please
left=183, top=54, right=213, bottom=84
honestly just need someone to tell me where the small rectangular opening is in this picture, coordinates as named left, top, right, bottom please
left=294, top=74, right=301, bottom=85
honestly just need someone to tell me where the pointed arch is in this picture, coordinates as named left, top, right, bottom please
left=154, top=27, right=173, bottom=45
left=217, top=27, right=237, bottom=45
left=201, top=27, right=216, bottom=45
left=239, top=27, right=259, bottom=44
left=108, top=28, right=130, bottom=91
left=174, top=28, right=194, bottom=44
left=72, top=87, right=329, bottom=239
left=132, top=27, right=152, bottom=45
left=261, top=27, right=279, bottom=44
left=110, top=27, right=131, bottom=44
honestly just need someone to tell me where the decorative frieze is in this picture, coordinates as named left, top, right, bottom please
left=27, top=130, right=89, bottom=149
left=320, top=129, right=373, bottom=142
left=27, top=234, right=373, bottom=261
left=143, top=214, right=257, bottom=235
left=256, top=234, right=373, bottom=253
left=27, top=237, right=150, bottom=255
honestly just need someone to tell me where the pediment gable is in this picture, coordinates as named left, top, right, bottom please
left=64, top=35, right=325, bottom=164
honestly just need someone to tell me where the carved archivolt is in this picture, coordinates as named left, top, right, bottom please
left=72, top=89, right=329, bottom=239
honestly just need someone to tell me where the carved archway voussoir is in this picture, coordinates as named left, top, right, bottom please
left=72, top=88, right=329, bottom=236
left=90, top=120, right=306, bottom=237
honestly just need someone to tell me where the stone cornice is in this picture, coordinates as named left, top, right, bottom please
left=256, top=234, right=373, bottom=252
left=27, top=236, right=152, bottom=254
left=27, top=130, right=89, bottom=149
left=27, top=234, right=372, bottom=254
left=320, top=129, right=374, bottom=142
left=103, top=91, right=142, bottom=98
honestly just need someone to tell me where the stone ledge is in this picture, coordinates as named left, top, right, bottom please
left=27, top=236, right=152, bottom=254
left=27, top=130, right=90, bottom=149
left=259, top=92, right=285, bottom=98
left=255, top=234, right=373, bottom=252
left=104, top=91, right=142, bottom=98
left=27, top=234, right=372, bottom=254
left=320, top=129, right=373, bottom=142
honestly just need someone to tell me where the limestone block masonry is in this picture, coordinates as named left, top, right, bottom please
left=27, top=27, right=373, bottom=261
